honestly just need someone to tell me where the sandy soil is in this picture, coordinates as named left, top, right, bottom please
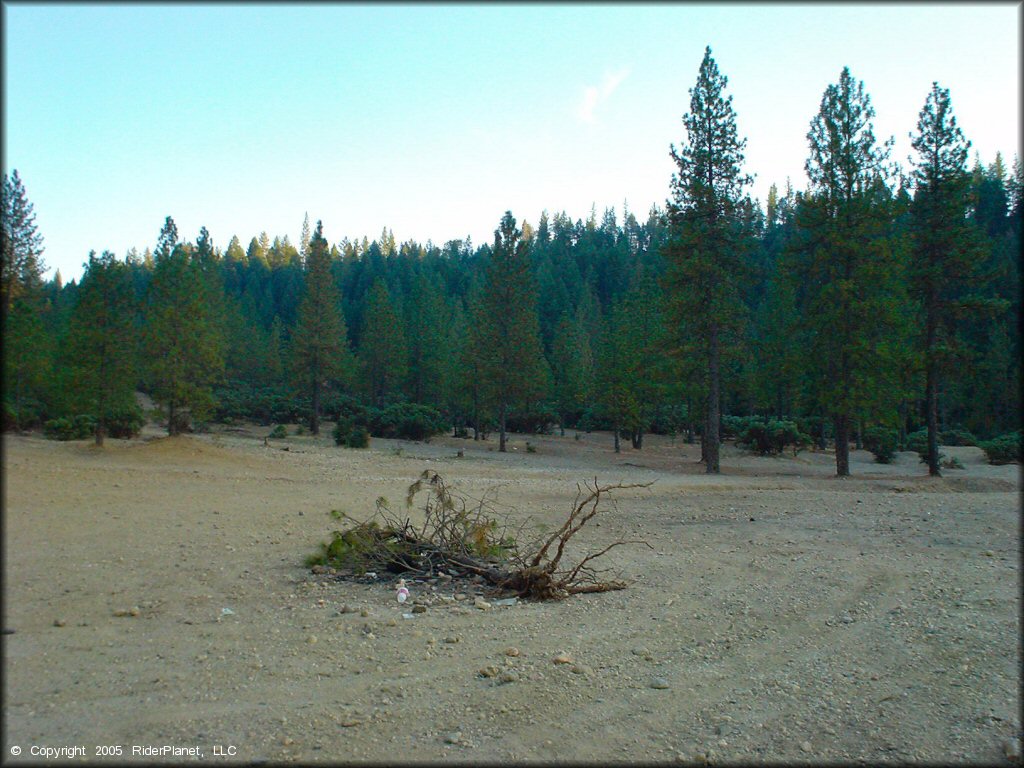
left=2, top=422, right=1020, bottom=764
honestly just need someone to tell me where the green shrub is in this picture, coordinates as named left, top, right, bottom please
left=736, top=418, right=810, bottom=456
left=345, top=426, right=370, bottom=448
left=863, top=426, right=899, bottom=464
left=44, top=414, right=96, bottom=441
left=268, top=424, right=288, bottom=439
left=939, top=428, right=976, bottom=446
left=979, top=432, right=1022, bottom=465
left=649, top=404, right=688, bottom=436
left=105, top=403, right=145, bottom=439
left=904, top=429, right=929, bottom=455
left=506, top=405, right=558, bottom=435
left=368, top=403, right=446, bottom=441
left=941, top=455, right=964, bottom=470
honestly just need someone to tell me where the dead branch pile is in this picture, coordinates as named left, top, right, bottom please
left=307, top=470, right=652, bottom=600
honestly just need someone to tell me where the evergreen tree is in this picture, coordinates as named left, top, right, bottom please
left=142, top=217, right=226, bottom=434
left=300, top=213, right=312, bottom=264
left=908, top=83, right=990, bottom=475
left=662, top=46, right=753, bottom=473
left=358, top=278, right=408, bottom=407
left=291, top=220, right=353, bottom=434
left=65, top=251, right=137, bottom=445
left=473, top=211, right=548, bottom=451
left=794, top=67, right=897, bottom=476
left=550, top=311, right=593, bottom=434
left=404, top=273, right=446, bottom=406
left=1, top=170, right=46, bottom=323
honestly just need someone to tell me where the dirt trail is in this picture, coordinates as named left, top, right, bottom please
left=3, top=427, right=1020, bottom=763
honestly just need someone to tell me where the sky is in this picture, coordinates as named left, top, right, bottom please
left=3, top=2, right=1021, bottom=283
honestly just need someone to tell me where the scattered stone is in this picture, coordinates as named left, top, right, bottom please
left=499, top=671, right=519, bottom=684
left=444, top=636, right=460, bottom=644
left=1004, top=738, right=1021, bottom=761
left=631, top=646, right=653, bottom=660
left=340, top=720, right=362, bottom=728
left=412, top=605, right=427, bottom=614
left=474, top=597, right=492, bottom=611
left=360, top=608, right=370, bottom=617
left=129, top=606, right=141, bottom=617
left=570, top=664, right=591, bottom=675
left=492, top=597, right=518, bottom=606
left=479, top=666, right=500, bottom=678
left=444, top=732, right=462, bottom=745
left=505, top=647, right=520, bottom=657
left=840, top=615, right=854, bottom=624
left=53, top=619, right=66, bottom=628
left=650, top=677, right=670, bottom=689
left=454, top=593, right=467, bottom=601
left=800, top=741, right=812, bottom=753
left=552, top=652, right=572, bottom=664
left=984, top=550, right=995, bottom=558
left=307, top=635, right=318, bottom=644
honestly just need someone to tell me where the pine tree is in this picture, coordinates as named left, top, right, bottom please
left=358, top=278, right=408, bottom=407
left=142, top=217, right=226, bottom=435
left=65, top=251, right=137, bottom=445
left=300, top=213, right=311, bottom=264
left=404, top=273, right=446, bottom=406
left=291, top=220, right=353, bottom=434
left=550, top=311, right=593, bottom=434
left=662, top=46, right=752, bottom=473
left=1, top=170, right=46, bottom=323
left=473, top=211, right=548, bottom=451
left=793, top=67, right=898, bottom=477
left=908, top=83, right=990, bottom=475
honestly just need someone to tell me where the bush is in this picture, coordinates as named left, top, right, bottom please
left=736, top=418, right=810, bottom=456
left=505, top=404, right=558, bottom=435
left=44, top=414, right=96, bottom=441
left=576, top=407, right=612, bottom=433
left=863, top=426, right=899, bottom=464
left=939, top=428, right=977, bottom=446
left=941, top=455, right=964, bottom=470
left=904, top=429, right=929, bottom=455
left=649, top=404, right=688, bottom=436
left=722, top=415, right=760, bottom=439
left=105, top=403, right=145, bottom=439
left=368, top=403, right=446, bottom=441
left=979, top=432, right=1022, bottom=465
left=268, top=424, right=288, bottom=439
left=345, top=426, right=370, bottom=448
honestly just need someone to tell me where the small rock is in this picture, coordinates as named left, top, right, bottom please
left=444, top=732, right=462, bottom=745
left=474, top=597, right=492, bottom=611
left=360, top=608, right=370, bottom=617
left=53, top=619, right=66, bottom=628
left=650, top=677, right=670, bottom=689
left=1004, top=738, right=1021, bottom=761
left=984, top=550, right=995, bottom=558
left=340, top=720, right=362, bottom=728
left=840, top=615, right=854, bottom=624
left=499, top=671, right=519, bottom=684
left=454, top=593, right=467, bottom=601
left=307, top=635, right=318, bottom=644
left=412, top=605, right=427, bottom=614
left=504, top=647, right=520, bottom=657
left=339, top=604, right=356, bottom=614
left=129, top=606, right=140, bottom=617
left=444, top=636, right=460, bottom=644
left=800, top=741, right=812, bottom=753
left=552, top=652, right=572, bottom=664
left=570, top=664, right=591, bottom=675
left=631, top=646, right=653, bottom=660
left=479, top=666, right=500, bottom=678
left=282, top=737, right=294, bottom=746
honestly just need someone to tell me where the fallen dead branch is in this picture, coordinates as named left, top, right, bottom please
left=307, top=471, right=653, bottom=600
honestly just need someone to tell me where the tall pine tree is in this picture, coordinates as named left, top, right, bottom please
left=662, top=46, right=752, bottom=473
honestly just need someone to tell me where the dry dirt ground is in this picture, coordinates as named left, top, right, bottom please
left=3, top=422, right=1021, bottom=764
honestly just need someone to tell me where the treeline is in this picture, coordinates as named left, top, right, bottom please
left=2, top=54, right=1020, bottom=476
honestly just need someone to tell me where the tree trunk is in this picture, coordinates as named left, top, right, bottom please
left=925, top=287, right=941, bottom=477
left=499, top=402, right=507, bottom=452
left=310, top=380, right=320, bottom=436
left=631, top=430, right=643, bottom=450
left=168, top=400, right=177, bottom=436
left=834, top=414, right=850, bottom=477
left=855, top=418, right=863, bottom=451
left=613, top=424, right=620, bottom=453
left=706, top=325, right=721, bottom=474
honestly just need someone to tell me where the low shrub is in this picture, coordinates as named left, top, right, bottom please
left=105, top=403, right=145, bottom=439
left=368, top=403, right=446, bottom=441
left=863, top=426, right=899, bottom=464
left=268, top=424, right=288, bottom=439
left=44, top=414, right=96, bottom=441
left=736, top=418, right=810, bottom=456
left=345, top=426, right=370, bottom=448
left=940, top=455, right=964, bottom=470
left=904, top=429, right=929, bottom=455
left=939, top=428, right=977, bottom=446
left=979, top=432, right=1022, bottom=465
left=505, top=404, right=558, bottom=435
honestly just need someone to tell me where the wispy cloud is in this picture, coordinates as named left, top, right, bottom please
left=578, top=68, right=630, bottom=123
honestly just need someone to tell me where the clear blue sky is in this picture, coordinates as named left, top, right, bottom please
left=3, top=2, right=1020, bottom=282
